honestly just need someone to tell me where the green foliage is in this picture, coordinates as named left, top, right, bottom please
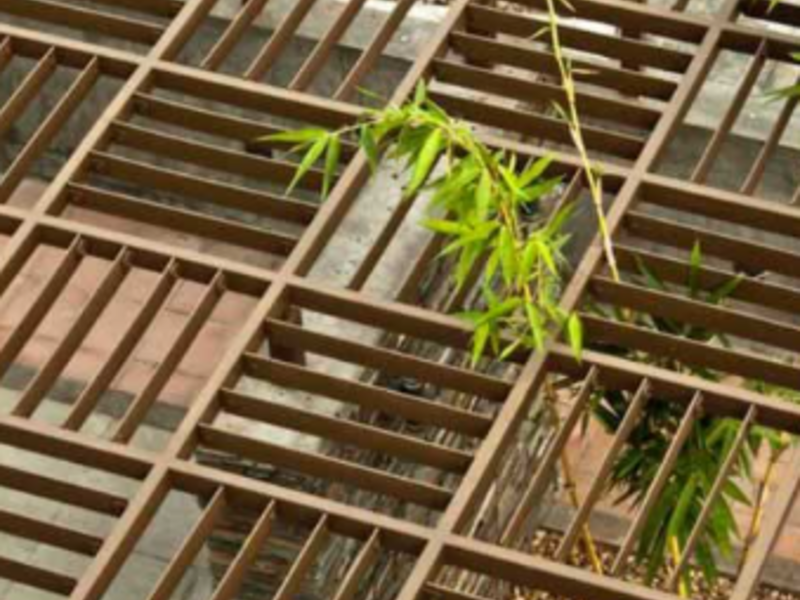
left=590, top=245, right=795, bottom=588
left=264, top=82, right=581, bottom=364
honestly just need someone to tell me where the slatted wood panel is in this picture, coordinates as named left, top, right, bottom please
left=1, top=0, right=800, bottom=599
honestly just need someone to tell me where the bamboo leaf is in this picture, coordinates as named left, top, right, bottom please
left=567, top=313, right=583, bottom=360
left=360, top=124, right=380, bottom=172
left=322, top=134, right=341, bottom=200
left=260, top=128, right=328, bottom=146
left=476, top=169, right=493, bottom=221
left=288, top=135, right=328, bottom=197
left=406, top=128, right=443, bottom=198
left=498, top=227, right=517, bottom=286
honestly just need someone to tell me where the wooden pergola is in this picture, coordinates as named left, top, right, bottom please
left=2, top=0, right=800, bottom=599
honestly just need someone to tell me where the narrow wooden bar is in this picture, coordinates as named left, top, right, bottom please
left=68, top=184, right=299, bottom=257
left=501, top=367, right=598, bottom=546
left=335, top=0, right=417, bottom=100
left=220, top=388, right=473, bottom=473
left=272, top=515, right=330, bottom=600
left=201, top=0, right=270, bottom=71
left=691, top=41, right=767, bottom=183
left=448, top=31, right=678, bottom=101
left=12, top=248, right=129, bottom=418
left=0, top=238, right=83, bottom=380
left=264, top=318, right=511, bottom=401
left=198, top=425, right=453, bottom=509
left=590, top=276, right=800, bottom=354
left=0, top=48, right=57, bottom=139
left=331, top=529, right=381, bottom=600
left=555, top=378, right=651, bottom=561
left=63, top=260, right=178, bottom=431
left=667, top=406, right=758, bottom=589
left=612, top=392, right=703, bottom=574
left=209, top=500, right=277, bottom=600
left=0, top=58, right=100, bottom=203
left=109, top=121, right=326, bottom=190
left=111, top=272, right=224, bottom=443
left=0, top=508, right=104, bottom=556
left=242, top=353, right=493, bottom=437
left=0, top=463, right=128, bottom=517
left=0, top=556, right=76, bottom=596
left=290, top=0, right=370, bottom=91
left=145, top=488, right=227, bottom=600
left=90, top=150, right=318, bottom=225
left=245, top=0, right=318, bottom=81
left=0, top=0, right=166, bottom=45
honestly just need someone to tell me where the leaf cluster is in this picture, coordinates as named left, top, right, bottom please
left=265, top=83, right=583, bottom=365
left=591, top=244, right=796, bottom=588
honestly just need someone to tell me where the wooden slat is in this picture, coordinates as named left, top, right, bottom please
left=90, top=149, right=318, bottom=225
left=264, top=318, right=511, bottom=401
left=555, top=378, right=651, bottom=561
left=0, top=238, right=83, bottom=380
left=272, top=515, right=330, bottom=600
left=433, top=59, right=662, bottom=129
left=290, top=0, right=370, bottom=91
left=590, top=276, right=800, bottom=354
left=430, top=90, right=645, bottom=160
left=220, top=388, right=473, bottom=473
left=0, top=0, right=166, bottom=45
left=0, top=556, right=76, bottom=596
left=448, top=31, right=678, bottom=101
left=0, top=48, right=57, bottom=139
left=68, top=184, right=300, bottom=257
left=111, top=272, right=224, bottom=443
left=0, top=57, right=99, bottom=202
left=581, top=315, right=800, bottom=391
left=331, top=529, right=381, bottom=600
left=109, top=121, right=326, bottom=190
left=612, top=392, right=703, bottom=573
left=12, top=247, right=128, bottom=417
left=335, top=0, right=417, bottom=100
left=0, top=508, right=103, bottom=556
left=209, top=501, right=276, bottom=600
left=245, top=0, right=319, bottom=80
left=667, top=406, right=757, bottom=589
left=145, top=488, right=227, bottom=600
left=242, top=353, right=493, bottom=437
left=63, top=260, right=178, bottom=431
left=201, top=0, right=270, bottom=71
left=501, top=367, right=598, bottom=545
left=466, top=4, right=694, bottom=73
left=199, top=425, right=454, bottom=510
left=0, top=463, right=126, bottom=516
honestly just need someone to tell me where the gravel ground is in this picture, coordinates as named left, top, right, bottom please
left=519, top=530, right=800, bottom=600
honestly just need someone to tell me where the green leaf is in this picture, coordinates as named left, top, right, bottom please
left=260, top=128, right=328, bottom=146
left=498, top=227, right=517, bottom=286
left=406, top=128, right=443, bottom=198
left=414, top=80, right=427, bottom=106
left=476, top=169, right=493, bottom=221
left=360, top=125, right=380, bottom=172
left=537, top=237, right=558, bottom=275
left=423, top=218, right=467, bottom=236
left=689, top=241, right=702, bottom=298
left=708, top=273, right=742, bottom=305
left=472, top=323, right=490, bottom=367
left=526, top=303, right=546, bottom=350
left=287, top=135, right=328, bottom=197
left=322, top=134, right=341, bottom=200
left=519, top=155, right=554, bottom=188
left=567, top=313, right=583, bottom=360
left=667, top=474, right=698, bottom=542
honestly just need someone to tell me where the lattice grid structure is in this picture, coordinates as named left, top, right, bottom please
left=2, top=0, right=800, bottom=599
